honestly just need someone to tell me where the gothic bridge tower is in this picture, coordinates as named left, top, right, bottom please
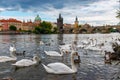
left=57, top=14, right=63, bottom=33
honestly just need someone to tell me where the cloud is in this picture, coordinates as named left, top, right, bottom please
left=0, top=0, right=119, bottom=26
left=0, top=0, right=99, bottom=12
left=80, top=0, right=119, bottom=25
left=0, top=8, right=5, bottom=11
left=37, top=0, right=119, bottom=26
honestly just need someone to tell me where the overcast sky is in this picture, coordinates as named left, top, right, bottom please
left=0, top=0, right=119, bottom=26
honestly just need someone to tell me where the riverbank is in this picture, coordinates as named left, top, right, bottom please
left=0, top=31, right=119, bottom=35
left=0, top=31, right=31, bottom=35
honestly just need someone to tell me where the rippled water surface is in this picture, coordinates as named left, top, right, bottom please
left=0, top=34, right=120, bottom=80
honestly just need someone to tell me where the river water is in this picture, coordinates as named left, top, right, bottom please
left=0, top=34, right=120, bottom=80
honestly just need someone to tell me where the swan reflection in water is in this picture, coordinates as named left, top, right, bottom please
left=45, top=73, right=77, bottom=80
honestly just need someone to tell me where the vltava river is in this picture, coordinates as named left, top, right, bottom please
left=0, top=33, right=120, bottom=80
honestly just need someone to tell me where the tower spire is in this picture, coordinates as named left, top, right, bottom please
left=74, top=16, right=79, bottom=33
left=59, top=13, right=62, bottom=18
left=57, top=13, right=63, bottom=33
left=76, top=16, right=78, bottom=21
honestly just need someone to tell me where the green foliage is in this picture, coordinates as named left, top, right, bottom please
left=33, top=27, right=41, bottom=34
left=34, top=21, right=54, bottom=34
left=52, top=27, right=58, bottom=33
left=108, top=28, right=118, bottom=32
left=116, top=10, right=120, bottom=19
left=111, top=29, right=118, bottom=32
left=9, top=25, right=17, bottom=31
left=79, top=25, right=82, bottom=28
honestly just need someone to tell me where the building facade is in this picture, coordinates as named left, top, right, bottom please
left=0, top=15, right=41, bottom=31
left=22, top=20, right=34, bottom=31
left=0, top=18, right=22, bottom=31
left=22, top=15, right=41, bottom=31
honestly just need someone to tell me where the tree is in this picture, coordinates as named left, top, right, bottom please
left=116, top=0, right=120, bottom=24
left=33, top=27, right=41, bottom=34
left=116, top=10, right=120, bottom=19
left=9, top=25, right=17, bottom=31
left=52, top=27, right=58, bottom=33
left=34, top=21, right=53, bottom=34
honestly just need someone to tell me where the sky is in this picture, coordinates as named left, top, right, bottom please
left=0, top=0, right=119, bottom=26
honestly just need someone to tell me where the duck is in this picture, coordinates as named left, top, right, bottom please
left=15, top=51, right=26, bottom=57
left=44, top=48, right=64, bottom=57
left=12, top=54, right=41, bottom=67
left=42, top=50, right=78, bottom=74
left=0, top=52, right=17, bottom=63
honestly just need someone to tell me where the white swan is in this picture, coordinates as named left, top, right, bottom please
left=12, top=55, right=40, bottom=67
left=40, top=41, right=44, bottom=45
left=9, top=45, right=16, bottom=52
left=59, top=44, right=72, bottom=53
left=0, top=52, right=17, bottom=62
left=44, top=48, right=64, bottom=57
left=42, top=50, right=77, bottom=74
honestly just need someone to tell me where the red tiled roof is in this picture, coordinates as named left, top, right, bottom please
left=0, top=18, right=22, bottom=23
left=22, top=22, right=35, bottom=26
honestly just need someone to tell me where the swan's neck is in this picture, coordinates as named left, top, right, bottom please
left=60, top=49, right=64, bottom=56
left=71, top=54, right=77, bottom=72
left=33, top=56, right=40, bottom=63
